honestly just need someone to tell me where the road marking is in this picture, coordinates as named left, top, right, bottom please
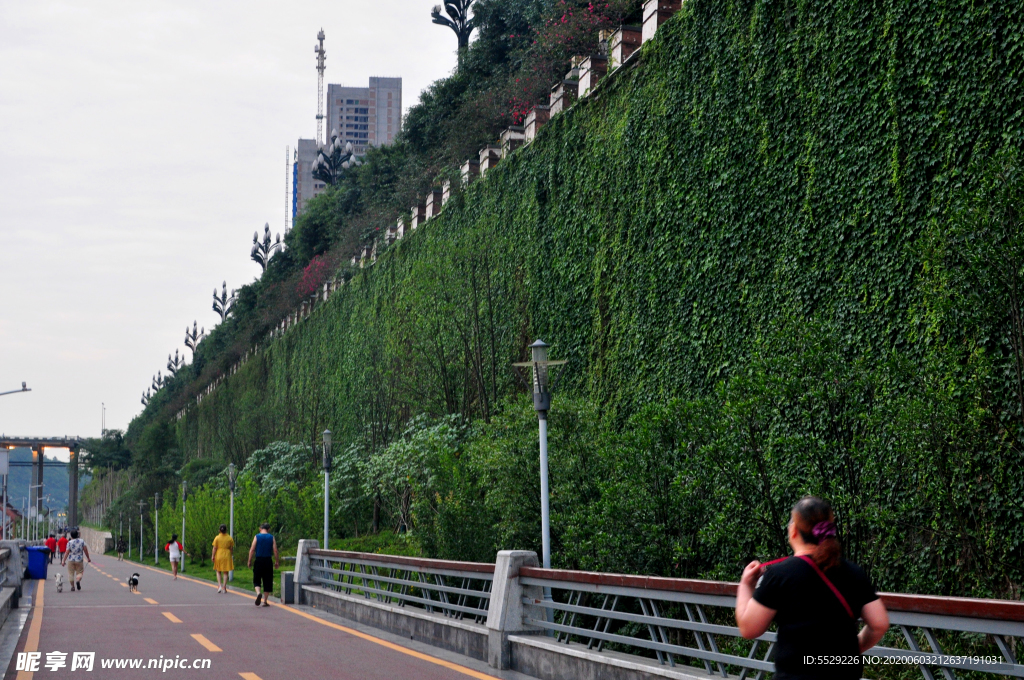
left=162, top=612, right=182, bottom=623
left=191, top=634, right=222, bottom=652
left=274, top=601, right=500, bottom=679
left=144, top=598, right=159, bottom=604
left=239, top=674, right=263, bottom=680
left=120, top=583, right=128, bottom=587
left=15, top=581, right=44, bottom=680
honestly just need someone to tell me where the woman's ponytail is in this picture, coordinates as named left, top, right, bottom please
left=793, top=496, right=842, bottom=571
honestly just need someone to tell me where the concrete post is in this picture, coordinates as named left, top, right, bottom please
left=0, top=540, right=25, bottom=606
left=293, top=538, right=320, bottom=605
left=487, top=550, right=545, bottom=670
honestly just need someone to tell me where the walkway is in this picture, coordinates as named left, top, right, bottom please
left=3, top=555, right=507, bottom=679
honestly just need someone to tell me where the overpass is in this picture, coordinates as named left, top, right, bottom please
left=0, top=542, right=1019, bottom=680
left=0, top=437, right=83, bottom=535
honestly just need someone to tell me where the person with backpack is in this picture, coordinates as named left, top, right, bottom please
left=735, top=496, right=890, bottom=680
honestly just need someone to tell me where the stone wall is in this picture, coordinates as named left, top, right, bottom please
left=77, top=527, right=113, bottom=555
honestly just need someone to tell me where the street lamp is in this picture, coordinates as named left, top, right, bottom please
left=154, top=493, right=160, bottom=565
left=138, top=500, right=147, bottom=560
left=322, top=430, right=333, bottom=549
left=512, top=340, right=566, bottom=573
left=0, top=382, right=30, bottom=397
left=180, top=481, right=187, bottom=574
left=227, top=463, right=237, bottom=581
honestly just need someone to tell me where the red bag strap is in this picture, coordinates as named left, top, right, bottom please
left=797, top=555, right=854, bottom=619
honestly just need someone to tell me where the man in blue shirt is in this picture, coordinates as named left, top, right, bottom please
left=247, top=523, right=279, bottom=607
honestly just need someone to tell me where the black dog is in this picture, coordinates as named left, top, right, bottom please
left=127, top=573, right=140, bottom=593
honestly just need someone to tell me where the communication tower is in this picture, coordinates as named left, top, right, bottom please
left=315, top=29, right=326, bottom=145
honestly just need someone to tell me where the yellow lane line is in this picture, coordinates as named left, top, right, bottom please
left=162, top=612, right=183, bottom=623
left=239, top=674, right=263, bottom=680
left=190, top=634, right=222, bottom=652
left=144, top=598, right=159, bottom=605
left=15, top=582, right=44, bottom=680
left=120, top=583, right=128, bottom=587
left=273, top=600, right=500, bottom=680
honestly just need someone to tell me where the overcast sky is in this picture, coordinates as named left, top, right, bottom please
left=0, top=1, right=460, bottom=453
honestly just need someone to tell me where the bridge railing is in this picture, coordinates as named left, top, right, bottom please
left=0, top=548, right=10, bottom=588
left=307, top=549, right=494, bottom=624
left=516, top=565, right=1024, bottom=679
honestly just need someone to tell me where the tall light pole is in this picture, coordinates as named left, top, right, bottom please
left=128, top=515, right=131, bottom=559
left=138, top=500, right=146, bottom=559
left=180, top=481, right=187, bottom=574
left=0, top=382, right=30, bottom=397
left=322, top=430, right=332, bottom=549
left=227, top=463, right=237, bottom=581
left=154, top=493, right=160, bottom=565
left=513, top=340, right=566, bottom=594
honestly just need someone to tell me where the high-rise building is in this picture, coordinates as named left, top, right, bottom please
left=293, top=139, right=327, bottom=220
left=326, top=77, right=402, bottom=155
left=293, top=77, right=402, bottom=221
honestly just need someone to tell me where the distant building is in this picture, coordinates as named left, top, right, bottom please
left=293, top=77, right=403, bottom=221
left=293, top=139, right=328, bottom=220
left=326, top=77, right=403, bottom=155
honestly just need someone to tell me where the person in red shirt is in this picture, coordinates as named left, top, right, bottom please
left=57, top=534, right=68, bottom=561
left=45, top=534, right=57, bottom=564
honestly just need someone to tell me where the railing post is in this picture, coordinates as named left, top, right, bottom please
left=487, top=550, right=543, bottom=670
left=293, top=539, right=320, bottom=605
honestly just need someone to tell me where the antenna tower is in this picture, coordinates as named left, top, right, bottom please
left=315, top=29, right=326, bottom=145
left=285, top=145, right=290, bottom=234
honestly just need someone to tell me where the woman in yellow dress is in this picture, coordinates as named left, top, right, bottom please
left=212, top=524, right=235, bottom=593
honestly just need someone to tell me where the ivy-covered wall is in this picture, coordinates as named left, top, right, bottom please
left=164, top=0, right=1023, bottom=595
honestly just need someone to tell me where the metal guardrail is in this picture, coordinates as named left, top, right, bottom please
left=0, top=548, right=9, bottom=588
left=307, top=549, right=494, bottom=624
left=518, top=567, right=1024, bottom=679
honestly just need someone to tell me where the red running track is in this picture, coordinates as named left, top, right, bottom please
left=4, top=555, right=503, bottom=680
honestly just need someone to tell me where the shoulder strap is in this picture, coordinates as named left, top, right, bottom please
left=797, top=555, right=854, bottom=619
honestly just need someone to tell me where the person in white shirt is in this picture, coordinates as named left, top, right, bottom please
left=164, top=534, right=187, bottom=580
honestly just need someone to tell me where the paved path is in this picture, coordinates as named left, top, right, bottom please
left=3, top=556, right=503, bottom=680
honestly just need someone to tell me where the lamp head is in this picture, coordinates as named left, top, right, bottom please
left=322, top=429, right=333, bottom=472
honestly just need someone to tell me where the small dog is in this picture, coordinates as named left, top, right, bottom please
left=54, top=572, right=63, bottom=593
left=127, top=573, right=140, bottom=593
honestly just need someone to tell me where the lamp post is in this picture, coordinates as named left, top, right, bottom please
left=0, top=382, right=30, bottom=397
left=180, top=481, right=187, bottom=574
left=227, top=463, right=236, bottom=581
left=154, top=493, right=160, bottom=565
left=322, top=430, right=332, bottom=549
left=128, top=515, right=131, bottom=559
left=513, top=339, right=566, bottom=619
left=138, top=500, right=146, bottom=559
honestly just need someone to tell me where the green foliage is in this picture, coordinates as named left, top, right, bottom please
left=115, top=0, right=1024, bottom=598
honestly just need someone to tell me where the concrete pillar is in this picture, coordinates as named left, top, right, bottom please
left=293, top=538, right=320, bottom=605
left=0, top=540, right=24, bottom=606
left=500, top=127, right=526, bottom=158
left=610, top=25, right=643, bottom=68
left=642, top=0, right=682, bottom=44
left=69, top=447, right=79, bottom=527
left=525, top=106, right=551, bottom=143
left=461, top=158, right=480, bottom=186
left=487, top=550, right=545, bottom=670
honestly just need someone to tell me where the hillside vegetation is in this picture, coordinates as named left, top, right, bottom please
left=101, top=0, right=1023, bottom=600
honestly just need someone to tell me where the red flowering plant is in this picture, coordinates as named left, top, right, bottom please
left=298, top=254, right=331, bottom=298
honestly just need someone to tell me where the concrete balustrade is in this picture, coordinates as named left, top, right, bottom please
left=549, top=77, right=579, bottom=117
left=479, top=146, right=502, bottom=176
left=461, top=158, right=480, bottom=186
left=642, top=0, right=682, bottom=44
left=500, top=126, right=526, bottom=157
left=441, top=178, right=453, bottom=205
left=578, top=54, right=609, bottom=96
left=424, top=189, right=443, bottom=220
left=410, top=203, right=427, bottom=230
left=610, top=25, right=643, bottom=68
left=524, top=106, right=551, bottom=143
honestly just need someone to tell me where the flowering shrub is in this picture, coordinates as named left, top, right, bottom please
left=298, top=255, right=330, bottom=297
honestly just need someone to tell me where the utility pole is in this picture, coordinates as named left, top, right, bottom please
left=154, top=493, right=160, bottom=565
left=138, top=500, right=146, bottom=561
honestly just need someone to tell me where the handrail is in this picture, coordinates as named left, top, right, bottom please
left=308, top=549, right=495, bottom=574
left=518, top=566, right=1024, bottom=621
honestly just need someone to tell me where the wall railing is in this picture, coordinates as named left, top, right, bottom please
left=518, top=566, right=1024, bottom=679
left=307, top=549, right=494, bottom=624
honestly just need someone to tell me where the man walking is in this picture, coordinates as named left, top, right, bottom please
left=61, top=529, right=91, bottom=591
left=45, top=534, right=57, bottom=564
left=246, top=523, right=279, bottom=607
left=57, top=533, right=68, bottom=562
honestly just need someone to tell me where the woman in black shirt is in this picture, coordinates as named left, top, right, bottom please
left=734, top=497, right=890, bottom=679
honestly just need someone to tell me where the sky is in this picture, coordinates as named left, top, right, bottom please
left=0, top=1, right=460, bottom=451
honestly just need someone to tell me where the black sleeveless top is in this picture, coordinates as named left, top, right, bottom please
left=753, top=557, right=878, bottom=679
